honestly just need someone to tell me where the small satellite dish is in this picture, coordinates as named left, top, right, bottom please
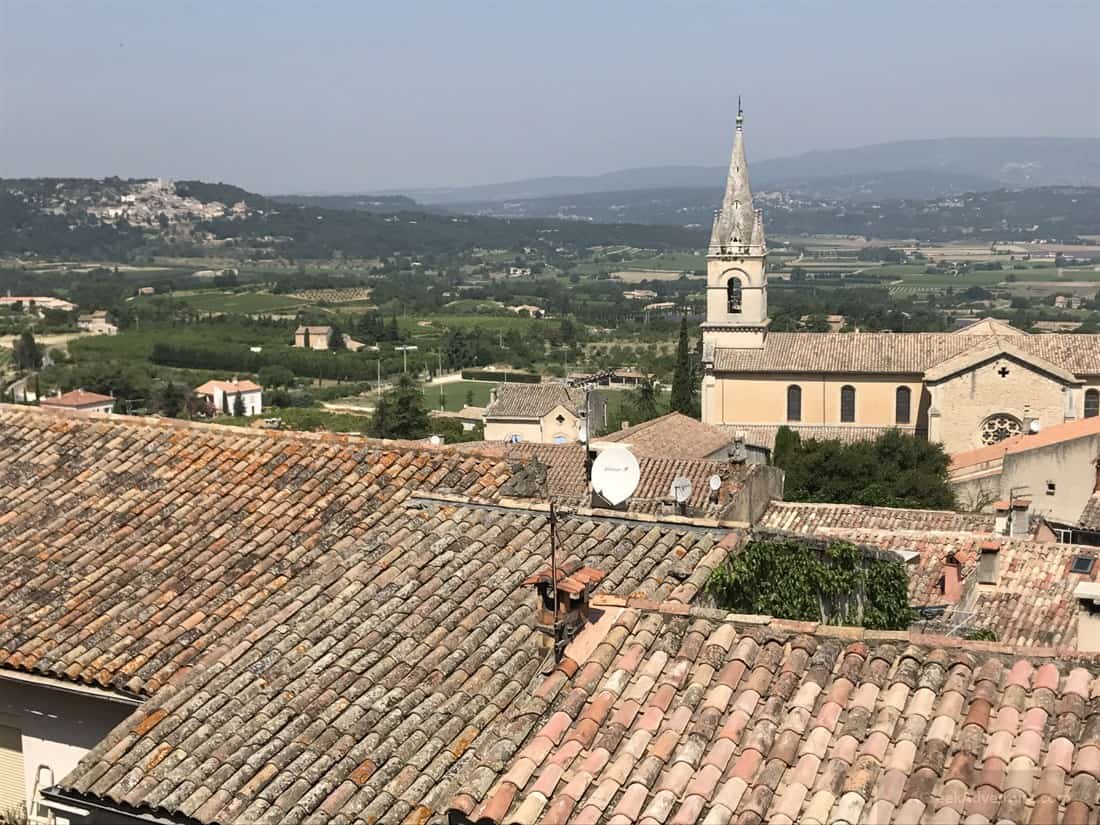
left=708, top=474, right=722, bottom=492
left=670, top=476, right=693, bottom=504
left=591, top=447, right=640, bottom=505
left=1029, top=419, right=1041, bottom=434
left=578, top=423, right=588, bottom=442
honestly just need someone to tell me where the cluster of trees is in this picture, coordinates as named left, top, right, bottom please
left=150, top=341, right=397, bottom=383
left=11, top=331, right=42, bottom=370
left=769, top=285, right=950, bottom=333
left=774, top=427, right=955, bottom=509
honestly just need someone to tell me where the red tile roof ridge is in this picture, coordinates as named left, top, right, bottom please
left=407, top=489, right=753, bottom=530
left=587, top=594, right=1100, bottom=660
left=0, top=402, right=511, bottom=458
left=951, top=414, right=1100, bottom=470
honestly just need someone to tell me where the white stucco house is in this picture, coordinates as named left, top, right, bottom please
left=0, top=675, right=137, bottom=824
left=195, top=378, right=264, bottom=416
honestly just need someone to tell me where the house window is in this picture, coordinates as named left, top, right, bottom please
left=1047, top=481, right=1057, bottom=496
left=508, top=434, right=522, bottom=444
left=1072, top=555, right=1096, bottom=575
left=0, top=723, right=25, bottom=814
left=895, top=386, right=911, bottom=424
left=977, top=548, right=999, bottom=584
left=555, top=414, right=565, bottom=424
left=727, top=279, right=742, bottom=313
left=840, top=385, right=856, bottom=423
left=786, top=385, right=802, bottom=422
left=1086, top=389, right=1099, bottom=418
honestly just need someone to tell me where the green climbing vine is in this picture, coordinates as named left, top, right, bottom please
left=705, top=538, right=915, bottom=630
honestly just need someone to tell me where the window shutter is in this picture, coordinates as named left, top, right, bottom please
left=0, top=723, right=25, bottom=814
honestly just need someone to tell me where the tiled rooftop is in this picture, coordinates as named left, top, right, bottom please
left=484, top=384, right=586, bottom=419
left=1078, top=492, right=1100, bottom=531
left=38, top=389, right=115, bottom=408
left=759, top=501, right=997, bottom=535
left=951, top=415, right=1100, bottom=473
left=600, top=413, right=734, bottom=460
left=782, top=523, right=1099, bottom=649
left=451, top=600, right=1100, bottom=825
left=499, top=443, right=758, bottom=517
left=711, top=332, right=1100, bottom=376
left=58, top=500, right=730, bottom=824
left=0, top=406, right=512, bottom=694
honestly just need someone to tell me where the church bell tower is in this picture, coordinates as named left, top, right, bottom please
left=702, top=102, right=768, bottom=350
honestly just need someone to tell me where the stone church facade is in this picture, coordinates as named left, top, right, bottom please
left=701, top=109, right=1100, bottom=456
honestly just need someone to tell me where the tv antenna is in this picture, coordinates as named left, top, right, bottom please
left=591, top=446, right=640, bottom=507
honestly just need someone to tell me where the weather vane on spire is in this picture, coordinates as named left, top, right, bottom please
left=736, top=96, right=744, bottom=127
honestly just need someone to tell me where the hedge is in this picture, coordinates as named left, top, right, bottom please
left=460, top=369, right=541, bottom=383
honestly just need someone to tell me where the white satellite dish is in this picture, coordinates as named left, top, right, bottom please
left=578, top=423, right=588, bottom=442
left=591, top=447, right=640, bottom=505
left=670, top=476, right=693, bottom=504
left=708, top=474, right=722, bottom=492
left=1029, top=419, right=1041, bottom=434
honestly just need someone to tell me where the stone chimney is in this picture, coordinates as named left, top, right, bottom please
left=941, top=553, right=962, bottom=603
left=994, top=499, right=1031, bottom=537
left=523, top=561, right=605, bottom=661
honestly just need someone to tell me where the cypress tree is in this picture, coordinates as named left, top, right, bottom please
left=669, top=316, right=695, bottom=416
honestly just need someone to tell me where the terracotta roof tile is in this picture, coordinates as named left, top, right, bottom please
left=12, top=404, right=730, bottom=823
left=453, top=603, right=1100, bottom=825
left=712, top=331, right=1100, bottom=376
left=484, top=383, right=586, bottom=418
left=601, top=413, right=734, bottom=459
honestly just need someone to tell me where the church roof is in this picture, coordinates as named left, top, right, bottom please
left=711, top=332, right=1100, bottom=377
left=952, top=317, right=1026, bottom=336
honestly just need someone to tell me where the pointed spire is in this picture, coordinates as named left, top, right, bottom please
left=750, top=208, right=765, bottom=250
left=709, top=100, right=759, bottom=256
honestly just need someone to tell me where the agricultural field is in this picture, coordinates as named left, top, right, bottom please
left=426, top=380, right=497, bottom=411
left=141, top=291, right=311, bottom=314
left=288, top=287, right=374, bottom=304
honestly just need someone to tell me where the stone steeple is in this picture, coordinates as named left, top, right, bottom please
left=708, top=102, right=763, bottom=257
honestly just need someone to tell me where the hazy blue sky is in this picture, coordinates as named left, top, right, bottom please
left=2, top=0, right=1097, bottom=193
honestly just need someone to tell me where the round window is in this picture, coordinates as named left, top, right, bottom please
left=980, top=414, right=1022, bottom=445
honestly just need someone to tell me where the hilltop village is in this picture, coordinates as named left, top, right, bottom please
left=3, top=113, right=1100, bottom=825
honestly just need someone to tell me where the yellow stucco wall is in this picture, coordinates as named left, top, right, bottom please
left=929, top=356, right=1075, bottom=453
left=706, top=373, right=926, bottom=428
left=483, top=405, right=580, bottom=444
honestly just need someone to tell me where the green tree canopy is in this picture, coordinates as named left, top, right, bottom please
left=258, top=365, right=296, bottom=389
left=623, top=375, right=660, bottom=425
left=669, top=315, right=696, bottom=416
left=12, top=330, right=42, bottom=371
left=775, top=428, right=956, bottom=509
left=369, top=374, right=430, bottom=439
left=706, top=537, right=914, bottom=630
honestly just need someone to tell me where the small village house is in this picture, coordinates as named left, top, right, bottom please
left=293, top=325, right=333, bottom=350
left=483, top=383, right=605, bottom=444
left=194, top=378, right=263, bottom=416
left=38, top=389, right=115, bottom=414
left=75, top=311, right=117, bottom=335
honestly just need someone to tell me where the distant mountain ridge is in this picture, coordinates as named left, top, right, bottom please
left=388, top=138, right=1100, bottom=204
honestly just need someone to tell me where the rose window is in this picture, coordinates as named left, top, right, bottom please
left=980, top=414, right=1022, bottom=445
